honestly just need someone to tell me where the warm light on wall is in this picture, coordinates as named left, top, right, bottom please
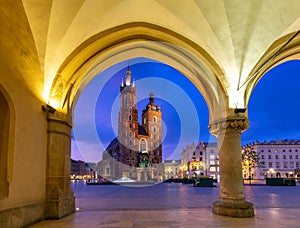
left=48, top=98, right=60, bottom=109
left=228, top=89, right=245, bottom=109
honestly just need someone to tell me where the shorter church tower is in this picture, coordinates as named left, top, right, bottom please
left=141, top=92, right=162, bottom=165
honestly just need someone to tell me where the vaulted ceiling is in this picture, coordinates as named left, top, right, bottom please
left=19, top=0, right=300, bottom=109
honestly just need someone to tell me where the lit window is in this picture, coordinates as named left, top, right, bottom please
left=210, top=167, right=216, bottom=172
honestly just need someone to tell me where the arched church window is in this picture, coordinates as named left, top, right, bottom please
left=153, top=116, right=157, bottom=123
left=123, top=94, right=127, bottom=105
left=153, top=126, right=157, bottom=132
left=140, top=139, right=147, bottom=152
left=129, top=115, right=132, bottom=121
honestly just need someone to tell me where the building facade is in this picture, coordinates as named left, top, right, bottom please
left=100, top=67, right=163, bottom=181
left=164, top=159, right=181, bottom=179
left=179, top=141, right=219, bottom=180
left=242, top=140, right=300, bottom=179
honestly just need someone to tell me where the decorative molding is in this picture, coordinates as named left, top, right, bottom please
left=209, top=117, right=249, bottom=135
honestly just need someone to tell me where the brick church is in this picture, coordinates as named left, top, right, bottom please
left=100, top=67, right=163, bottom=181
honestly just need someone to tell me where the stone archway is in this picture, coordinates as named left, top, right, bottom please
left=45, top=23, right=256, bottom=218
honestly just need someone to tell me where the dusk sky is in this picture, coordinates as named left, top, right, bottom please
left=71, top=58, right=300, bottom=163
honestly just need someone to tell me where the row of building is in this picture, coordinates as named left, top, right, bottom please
left=91, top=139, right=300, bottom=182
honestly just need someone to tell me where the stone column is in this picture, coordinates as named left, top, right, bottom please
left=46, top=112, right=75, bottom=219
left=210, top=117, right=254, bottom=217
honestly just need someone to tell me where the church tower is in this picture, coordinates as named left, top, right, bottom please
left=141, top=92, right=162, bottom=164
left=118, top=66, right=139, bottom=167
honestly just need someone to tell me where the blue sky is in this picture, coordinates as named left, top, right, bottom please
left=72, top=58, right=300, bottom=163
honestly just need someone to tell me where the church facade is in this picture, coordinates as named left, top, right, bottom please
left=100, top=67, right=163, bottom=181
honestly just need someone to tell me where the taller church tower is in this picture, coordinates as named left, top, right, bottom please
left=118, top=66, right=139, bottom=167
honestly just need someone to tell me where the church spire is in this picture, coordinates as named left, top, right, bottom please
left=125, top=65, right=131, bottom=86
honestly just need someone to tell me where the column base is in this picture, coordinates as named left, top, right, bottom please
left=46, top=196, right=75, bottom=219
left=212, top=199, right=254, bottom=218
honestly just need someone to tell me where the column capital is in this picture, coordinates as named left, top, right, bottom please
left=209, top=117, right=249, bottom=136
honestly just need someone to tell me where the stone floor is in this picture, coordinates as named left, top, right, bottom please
left=29, top=180, right=300, bottom=227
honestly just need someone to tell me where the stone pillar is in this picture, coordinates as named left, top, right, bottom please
left=46, top=112, right=75, bottom=219
left=210, top=117, right=254, bottom=217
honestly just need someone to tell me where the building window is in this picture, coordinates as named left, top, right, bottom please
left=269, top=162, right=273, bottom=168
left=210, top=161, right=215, bottom=165
left=283, top=162, right=288, bottom=168
left=129, top=123, right=132, bottom=129
left=140, top=139, right=147, bottom=152
left=268, top=150, right=271, bottom=152
left=105, top=167, right=110, bottom=175
left=283, top=155, right=287, bottom=159
left=129, top=115, right=132, bottom=121
left=275, top=162, right=280, bottom=168
left=289, top=155, right=293, bottom=159
left=268, top=155, right=272, bottom=159
left=289, top=149, right=292, bottom=152
left=261, top=150, right=264, bottom=152
left=153, top=116, right=157, bottom=123
left=123, top=95, right=127, bottom=105
left=296, top=162, right=299, bottom=168
left=261, top=155, right=265, bottom=159
left=283, top=149, right=286, bottom=152
left=200, top=151, right=203, bottom=155
left=275, top=155, right=279, bottom=159
left=200, top=157, right=203, bottom=161
left=210, top=167, right=216, bottom=172
left=153, top=126, right=157, bottom=132
left=290, top=162, right=294, bottom=168
left=296, top=155, right=299, bottom=159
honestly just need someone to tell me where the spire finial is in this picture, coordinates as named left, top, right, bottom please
left=125, top=63, right=131, bottom=86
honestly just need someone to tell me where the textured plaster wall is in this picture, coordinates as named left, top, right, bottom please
left=0, top=0, right=47, bottom=211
